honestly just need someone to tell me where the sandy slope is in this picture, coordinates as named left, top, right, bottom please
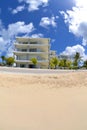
left=0, top=71, right=87, bottom=88
left=0, top=71, right=87, bottom=130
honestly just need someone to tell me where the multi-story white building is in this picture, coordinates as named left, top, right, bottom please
left=14, top=37, right=55, bottom=69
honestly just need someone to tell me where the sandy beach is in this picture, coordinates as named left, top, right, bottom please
left=0, top=71, right=87, bottom=130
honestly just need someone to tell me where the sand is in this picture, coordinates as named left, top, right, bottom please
left=0, top=71, right=87, bottom=130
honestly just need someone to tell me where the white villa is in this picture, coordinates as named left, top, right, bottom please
left=14, top=37, right=56, bottom=69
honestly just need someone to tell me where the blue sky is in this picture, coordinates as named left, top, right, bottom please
left=0, top=0, right=87, bottom=60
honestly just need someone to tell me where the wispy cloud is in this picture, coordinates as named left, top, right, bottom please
left=30, top=33, right=44, bottom=38
left=22, top=33, right=44, bottom=38
left=51, top=39, right=55, bottom=43
left=11, top=5, right=25, bottom=14
left=18, top=0, right=49, bottom=11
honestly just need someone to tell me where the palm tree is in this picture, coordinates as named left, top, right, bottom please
left=31, top=58, right=37, bottom=68
left=1, top=55, right=6, bottom=65
left=73, top=52, right=81, bottom=69
left=63, top=59, right=67, bottom=68
left=59, top=59, right=72, bottom=69
left=83, top=60, right=87, bottom=69
left=74, top=52, right=80, bottom=61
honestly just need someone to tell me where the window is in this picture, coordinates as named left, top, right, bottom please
left=19, top=55, right=27, bottom=60
left=30, top=42, right=37, bottom=44
left=21, top=49, right=27, bottom=52
left=28, top=64, right=35, bottom=68
left=29, top=48, right=37, bottom=52
left=20, top=64, right=25, bottom=68
left=23, top=42, right=28, bottom=44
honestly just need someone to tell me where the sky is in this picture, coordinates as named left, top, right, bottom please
left=0, top=0, right=87, bottom=60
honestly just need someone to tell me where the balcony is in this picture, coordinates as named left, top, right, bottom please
left=13, top=51, right=49, bottom=55
left=14, top=43, right=49, bottom=48
left=15, top=59, right=49, bottom=63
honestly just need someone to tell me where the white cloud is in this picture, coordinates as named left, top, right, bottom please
left=60, top=0, right=87, bottom=46
left=40, top=16, right=57, bottom=28
left=60, top=44, right=87, bottom=60
left=18, top=0, right=49, bottom=11
left=30, top=33, right=44, bottom=38
left=22, top=33, right=44, bottom=38
left=75, top=0, right=87, bottom=8
left=11, top=5, right=25, bottom=14
left=7, top=22, right=34, bottom=37
left=0, top=21, right=35, bottom=56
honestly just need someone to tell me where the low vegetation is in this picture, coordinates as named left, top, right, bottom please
left=50, top=52, right=87, bottom=69
left=50, top=57, right=59, bottom=69
left=0, top=52, right=87, bottom=69
left=0, top=56, right=15, bottom=66
left=31, top=57, right=37, bottom=68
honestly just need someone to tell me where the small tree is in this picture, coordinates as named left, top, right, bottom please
left=49, top=60, right=55, bottom=69
left=5, top=57, right=15, bottom=66
left=66, top=60, right=72, bottom=69
left=59, top=59, right=64, bottom=69
left=31, top=58, right=37, bottom=68
left=50, top=57, right=59, bottom=69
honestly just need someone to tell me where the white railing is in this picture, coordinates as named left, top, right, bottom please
left=13, top=51, right=49, bottom=55
left=15, top=59, right=49, bottom=63
left=14, top=43, right=49, bottom=47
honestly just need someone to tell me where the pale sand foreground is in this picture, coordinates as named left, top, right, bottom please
left=0, top=72, right=87, bottom=130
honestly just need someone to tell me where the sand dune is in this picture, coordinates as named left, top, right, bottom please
left=0, top=71, right=87, bottom=88
left=0, top=71, right=87, bottom=130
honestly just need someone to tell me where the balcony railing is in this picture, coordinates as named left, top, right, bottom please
left=15, top=59, right=49, bottom=63
left=13, top=51, right=49, bottom=55
left=14, top=43, right=49, bottom=47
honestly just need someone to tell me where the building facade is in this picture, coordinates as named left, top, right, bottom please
left=14, top=37, right=52, bottom=69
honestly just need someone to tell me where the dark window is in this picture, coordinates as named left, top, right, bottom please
left=21, top=49, right=27, bottom=52
left=20, top=64, right=25, bottom=68
left=29, top=48, right=37, bottom=52
left=30, top=42, right=37, bottom=44
left=23, top=42, right=28, bottom=44
left=28, top=64, right=35, bottom=68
